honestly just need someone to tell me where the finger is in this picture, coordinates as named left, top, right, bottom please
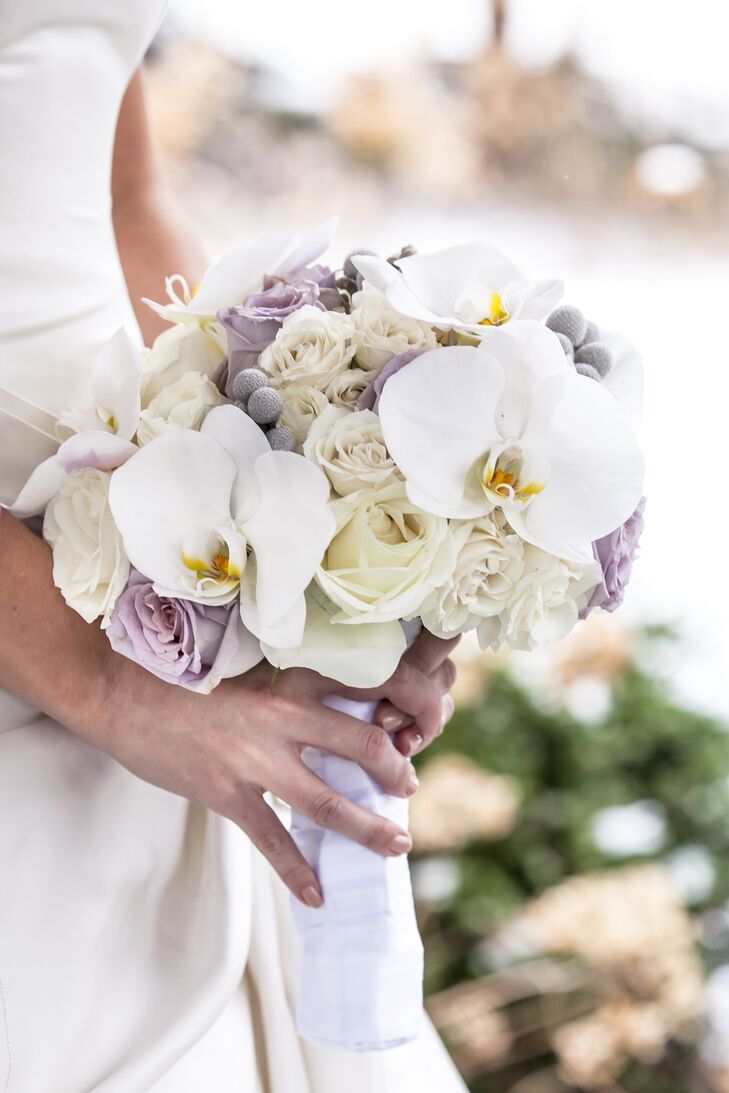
left=303, top=707, right=419, bottom=797
left=281, top=764, right=413, bottom=858
left=393, top=692, right=455, bottom=756
left=335, top=660, right=443, bottom=740
left=234, top=791, right=324, bottom=908
left=375, top=700, right=414, bottom=735
left=403, top=631, right=460, bottom=676
left=373, top=658, right=457, bottom=733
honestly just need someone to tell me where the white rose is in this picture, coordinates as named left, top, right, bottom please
left=44, top=468, right=130, bottom=627
left=316, top=479, right=456, bottom=623
left=420, top=514, right=525, bottom=642
left=137, top=371, right=224, bottom=446
left=351, top=287, right=438, bottom=371
left=260, top=304, right=355, bottom=389
left=305, top=406, right=400, bottom=496
left=279, top=384, right=331, bottom=446
left=325, top=366, right=378, bottom=409
left=498, top=545, right=602, bottom=651
left=141, top=322, right=227, bottom=404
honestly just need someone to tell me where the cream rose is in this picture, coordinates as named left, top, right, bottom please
left=137, top=371, right=224, bottom=446
left=44, top=468, right=130, bottom=626
left=498, top=545, right=602, bottom=651
left=420, top=514, right=525, bottom=643
left=350, top=287, right=438, bottom=371
left=141, top=322, right=227, bottom=404
left=316, top=480, right=456, bottom=623
left=260, top=304, right=355, bottom=389
left=279, top=384, right=331, bottom=446
left=305, top=406, right=400, bottom=496
left=325, top=366, right=377, bottom=409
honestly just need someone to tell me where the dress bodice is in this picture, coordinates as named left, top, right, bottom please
left=0, top=1, right=167, bottom=506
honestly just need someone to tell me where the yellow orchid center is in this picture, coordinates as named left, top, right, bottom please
left=478, top=292, right=510, bottom=327
left=482, top=447, right=545, bottom=506
left=96, top=406, right=117, bottom=431
left=183, top=545, right=240, bottom=583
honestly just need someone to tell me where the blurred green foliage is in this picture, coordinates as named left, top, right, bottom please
left=414, top=630, right=729, bottom=1091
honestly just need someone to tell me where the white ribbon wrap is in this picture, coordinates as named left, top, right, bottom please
left=290, top=695, right=424, bottom=1051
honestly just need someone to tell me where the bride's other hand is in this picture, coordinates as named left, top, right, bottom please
left=372, top=632, right=460, bottom=757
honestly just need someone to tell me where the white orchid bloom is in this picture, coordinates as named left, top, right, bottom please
left=9, top=330, right=142, bottom=518
left=143, top=221, right=337, bottom=326
left=378, top=323, right=645, bottom=563
left=108, top=405, right=335, bottom=648
left=58, top=327, right=143, bottom=442
left=353, top=243, right=562, bottom=335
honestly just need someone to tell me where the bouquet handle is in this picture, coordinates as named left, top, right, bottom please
left=289, top=695, right=424, bottom=1051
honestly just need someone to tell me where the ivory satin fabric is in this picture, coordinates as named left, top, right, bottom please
left=0, top=4, right=467, bottom=1090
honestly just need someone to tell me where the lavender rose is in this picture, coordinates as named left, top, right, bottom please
left=357, top=349, right=425, bottom=412
left=106, top=570, right=258, bottom=692
left=586, top=498, right=646, bottom=614
left=265, top=264, right=343, bottom=312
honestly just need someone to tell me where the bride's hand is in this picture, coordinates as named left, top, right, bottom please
left=87, top=650, right=456, bottom=909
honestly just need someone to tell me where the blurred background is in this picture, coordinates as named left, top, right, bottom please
left=146, top=2, right=729, bottom=1087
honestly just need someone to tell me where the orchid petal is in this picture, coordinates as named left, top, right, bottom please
left=516, top=372, right=645, bottom=557
left=405, top=479, right=490, bottom=520
left=201, top=405, right=269, bottom=522
left=92, top=328, right=143, bottom=441
left=6, top=453, right=66, bottom=519
left=240, top=558, right=308, bottom=648
left=57, top=431, right=138, bottom=473
left=262, top=586, right=407, bottom=687
left=378, top=345, right=504, bottom=516
left=600, top=328, right=644, bottom=434
left=352, top=254, right=448, bottom=325
left=519, top=278, right=564, bottom=320
left=6, top=431, right=138, bottom=518
left=276, top=220, right=337, bottom=280
left=108, top=430, right=238, bottom=599
left=144, top=231, right=298, bottom=322
left=478, top=322, right=570, bottom=437
left=241, top=450, right=335, bottom=630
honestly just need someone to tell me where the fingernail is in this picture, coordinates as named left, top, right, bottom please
left=388, top=833, right=413, bottom=856
left=382, top=711, right=407, bottom=732
left=405, top=767, right=419, bottom=796
left=301, top=886, right=324, bottom=909
left=408, top=732, right=424, bottom=756
left=440, top=694, right=455, bottom=728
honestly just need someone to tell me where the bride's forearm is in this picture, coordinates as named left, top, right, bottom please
left=112, top=71, right=207, bottom=346
left=0, top=509, right=118, bottom=738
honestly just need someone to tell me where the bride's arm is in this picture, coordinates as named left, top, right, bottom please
left=111, top=70, right=205, bottom=345
left=0, top=509, right=456, bottom=906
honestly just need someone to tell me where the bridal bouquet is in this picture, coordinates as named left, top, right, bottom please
left=11, top=222, right=645, bottom=1050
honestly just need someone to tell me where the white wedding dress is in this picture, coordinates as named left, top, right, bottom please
left=0, top=4, right=467, bottom=1091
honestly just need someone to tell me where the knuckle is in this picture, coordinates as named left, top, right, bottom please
left=442, top=658, right=457, bottom=690
left=310, top=790, right=345, bottom=829
left=406, top=648, right=431, bottom=676
left=257, top=828, right=287, bottom=859
left=361, top=726, right=388, bottom=765
left=394, top=660, right=413, bottom=688
left=365, top=816, right=393, bottom=852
